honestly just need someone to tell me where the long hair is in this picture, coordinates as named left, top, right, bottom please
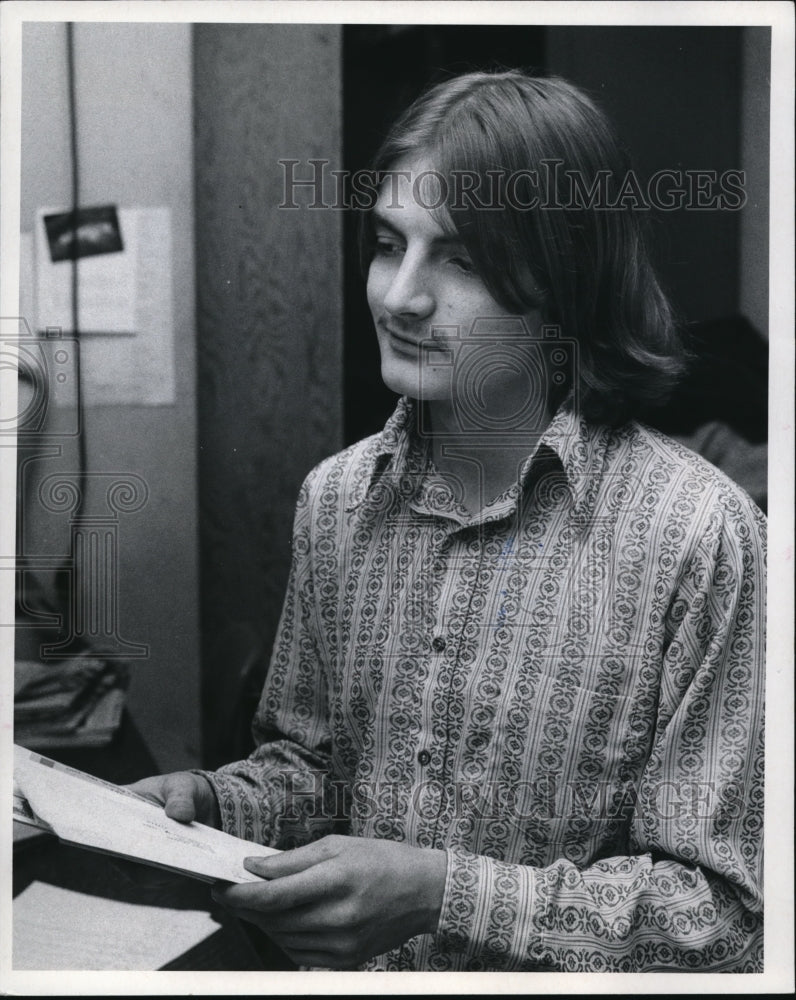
left=360, top=70, right=688, bottom=424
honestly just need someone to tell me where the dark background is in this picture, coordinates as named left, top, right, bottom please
left=342, top=24, right=769, bottom=446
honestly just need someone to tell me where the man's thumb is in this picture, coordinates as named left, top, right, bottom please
left=162, top=773, right=198, bottom=823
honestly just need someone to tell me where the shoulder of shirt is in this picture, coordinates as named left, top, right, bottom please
left=297, top=430, right=388, bottom=508
left=623, top=419, right=767, bottom=538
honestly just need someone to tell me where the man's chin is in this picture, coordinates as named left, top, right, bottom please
left=380, top=365, right=446, bottom=403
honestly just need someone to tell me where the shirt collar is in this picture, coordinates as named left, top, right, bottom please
left=530, top=400, right=611, bottom=519
left=347, top=395, right=610, bottom=520
left=345, top=396, right=419, bottom=512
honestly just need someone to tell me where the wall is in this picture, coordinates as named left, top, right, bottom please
left=738, top=27, right=771, bottom=338
left=20, top=22, right=201, bottom=770
left=193, top=25, right=343, bottom=767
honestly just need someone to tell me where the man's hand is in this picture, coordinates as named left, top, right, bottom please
left=126, top=771, right=221, bottom=828
left=110, top=772, right=222, bottom=889
left=212, top=834, right=447, bottom=969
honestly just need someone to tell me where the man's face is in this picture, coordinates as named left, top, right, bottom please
left=366, top=155, right=544, bottom=422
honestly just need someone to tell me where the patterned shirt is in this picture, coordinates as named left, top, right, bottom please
left=204, top=396, right=765, bottom=972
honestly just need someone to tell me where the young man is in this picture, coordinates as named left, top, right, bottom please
left=133, top=72, right=765, bottom=972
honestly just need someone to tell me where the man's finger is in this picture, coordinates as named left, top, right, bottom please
left=220, top=904, right=320, bottom=934
left=280, top=946, right=348, bottom=970
left=219, top=914, right=351, bottom=970
left=222, top=899, right=332, bottom=935
left=124, top=777, right=166, bottom=805
left=243, top=837, right=338, bottom=879
left=213, top=861, right=336, bottom=913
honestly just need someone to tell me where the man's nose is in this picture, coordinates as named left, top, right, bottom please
left=382, top=256, right=435, bottom=318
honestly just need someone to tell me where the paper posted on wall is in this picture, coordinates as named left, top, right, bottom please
left=13, top=744, right=280, bottom=883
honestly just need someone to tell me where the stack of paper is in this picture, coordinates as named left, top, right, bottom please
left=13, top=881, right=223, bottom=970
left=13, top=745, right=281, bottom=883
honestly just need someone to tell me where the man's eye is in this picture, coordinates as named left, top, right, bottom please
left=449, top=256, right=475, bottom=275
left=374, top=238, right=404, bottom=257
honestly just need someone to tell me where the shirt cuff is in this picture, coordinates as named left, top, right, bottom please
left=192, top=767, right=275, bottom=846
left=434, top=845, right=547, bottom=970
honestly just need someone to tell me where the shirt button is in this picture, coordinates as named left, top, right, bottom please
left=431, top=636, right=447, bottom=652
left=417, top=749, right=432, bottom=766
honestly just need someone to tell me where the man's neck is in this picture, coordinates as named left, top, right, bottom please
left=425, top=399, right=553, bottom=515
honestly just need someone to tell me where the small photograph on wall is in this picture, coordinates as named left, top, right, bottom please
left=43, top=205, right=123, bottom=262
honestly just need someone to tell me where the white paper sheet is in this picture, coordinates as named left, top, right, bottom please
left=35, top=210, right=136, bottom=335
left=13, top=880, right=221, bottom=970
left=14, top=745, right=280, bottom=884
left=34, top=206, right=176, bottom=405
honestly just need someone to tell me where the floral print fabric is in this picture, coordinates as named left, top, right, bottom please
left=204, top=397, right=765, bottom=971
